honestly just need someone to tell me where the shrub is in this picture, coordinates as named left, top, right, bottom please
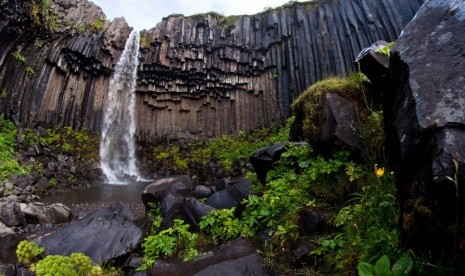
left=199, top=207, right=251, bottom=244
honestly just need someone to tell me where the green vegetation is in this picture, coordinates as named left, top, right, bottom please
left=86, top=19, right=105, bottom=32
left=376, top=42, right=395, bottom=56
left=0, top=116, right=98, bottom=183
left=152, top=118, right=291, bottom=180
left=1, top=88, right=6, bottom=99
left=17, top=241, right=116, bottom=276
left=26, top=66, right=35, bottom=76
left=34, top=38, right=44, bottom=49
left=139, top=33, right=150, bottom=49
left=12, top=49, right=27, bottom=64
left=0, top=116, right=29, bottom=181
left=199, top=207, right=252, bottom=244
left=30, top=0, right=57, bottom=30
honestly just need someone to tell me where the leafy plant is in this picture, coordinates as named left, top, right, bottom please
left=199, top=207, right=251, bottom=244
left=16, top=240, right=44, bottom=264
left=26, top=66, right=35, bottom=76
left=376, top=42, right=395, bottom=56
left=12, top=50, right=27, bottom=64
left=140, top=219, right=202, bottom=270
left=358, top=255, right=413, bottom=276
left=86, top=19, right=105, bottom=32
left=1, top=88, right=6, bottom=99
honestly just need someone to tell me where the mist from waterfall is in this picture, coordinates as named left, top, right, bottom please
left=99, top=30, right=144, bottom=184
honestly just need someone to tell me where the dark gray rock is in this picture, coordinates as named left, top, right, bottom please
left=0, top=264, right=15, bottom=276
left=385, top=0, right=465, bottom=261
left=141, top=176, right=193, bottom=211
left=354, top=40, right=390, bottom=88
left=183, top=198, right=216, bottom=227
left=39, top=203, right=142, bottom=263
left=0, top=222, right=19, bottom=264
left=20, top=202, right=72, bottom=224
left=206, top=178, right=250, bottom=210
left=149, top=238, right=267, bottom=276
left=194, top=185, right=212, bottom=198
left=298, top=208, right=326, bottom=235
left=250, top=142, right=286, bottom=184
left=0, top=201, right=26, bottom=227
left=319, top=93, right=362, bottom=154
left=160, top=192, right=185, bottom=227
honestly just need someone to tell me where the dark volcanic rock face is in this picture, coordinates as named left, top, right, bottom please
left=0, top=0, right=131, bottom=132
left=0, top=0, right=423, bottom=142
left=136, top=0, right=423, bottom=141
left=385, top=0, right=465, bottom=262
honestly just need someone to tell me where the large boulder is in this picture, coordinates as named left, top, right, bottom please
left=354, top=40, right=390, bottom=90
left=183, top=198, right=216, bottom=228
left=20, top=202, right=72, bottom=224
left=249, top=142, right=286, bottom=184
left=0, top=201, right=26, bottom=227
left=38, top=203, right=142, bottom=263
left=385, top=0, right=465, bottom=262
left=149, top=238, right=268, bottom=276
left=141, top=176, right=193, bottom=211
left=206, top=178, right=250, bottom=210
left=0, top=222, right=20, bottom=264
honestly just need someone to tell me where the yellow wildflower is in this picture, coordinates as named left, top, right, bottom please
left=375, top=167, right=385, bottom=178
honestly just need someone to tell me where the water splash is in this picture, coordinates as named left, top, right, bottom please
left=100, top=30, right=144, bottom=184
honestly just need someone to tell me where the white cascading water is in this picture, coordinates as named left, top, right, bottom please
left=99, top=30, right=144, bottom=184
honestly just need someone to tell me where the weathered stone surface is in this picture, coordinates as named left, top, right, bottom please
left=298, top=208, right=326, bottom=235
left=250, top=142, right=286, bottom=184
left=39, top=203, right=142, bottom=263
left=319, top=92, right=362, bottom=153
left=0, top=264, right=15, bottom=276
left=141, top=175, right=193, bottom=211
left=183, top=197, right=216, bottom=227
left=0, top=201, right=26, bottom=227
left=136, top=0, right=423, bottom=141
left=0, top=0, right=422, bottom=142
left=0, top=0, right=131, bottom=132
left=20, top=202, right=72, bottom=224
left=206, top=178, right=250, bottom=209
left=385, top=0, right=465, bottom=261
left=0, top=221, right=19, bottom=264
left=354, top=40, right=390, bottom=86
left=149, top=238, right=267, bottom=276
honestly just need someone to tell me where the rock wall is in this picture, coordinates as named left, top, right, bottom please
left=0, top=0, right=424, bottom=142
left=386, top=0, right=465, bottom=262
left=137, top=0, right=424, bottom=141
left=0, top=0, right=131, bottom=132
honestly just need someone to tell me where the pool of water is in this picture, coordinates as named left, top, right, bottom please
left=42, top=181, right=153, bottom=205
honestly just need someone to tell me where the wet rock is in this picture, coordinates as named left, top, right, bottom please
left=149, top=238, right=267, bottom=276
left=0, top=201, right=26, bottom=227
left=194, top=185, right=212, bottom=198
left=160, top=193, right=185, bottom=227
left=298, top=208, right=326, bottom=235
left=141, top=176, right=193, bottom=211
left=250, top=142, right=286, bottom=184
left=206, top=178, right=250, bottom=210
left=0, top=221, right=20, bottom=264
left=183, top=198, right=216, bottom=228
left=385, top=0, right=465, bottom=261
left=0, top=264, right=16, bottom=276
left=20, top=202, right=72, bottom=224
left=39, top=203, right=142, bottom=263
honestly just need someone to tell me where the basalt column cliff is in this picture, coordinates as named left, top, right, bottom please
left=136, top=0, right=423, bottom=141
left=0, top=0, right=424, bottom=142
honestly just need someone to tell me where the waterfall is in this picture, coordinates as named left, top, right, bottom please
left=99, top=30, right=144, bottom=184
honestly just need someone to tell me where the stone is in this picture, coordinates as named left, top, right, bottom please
left=0, top=221, right=20, bottom=264
left=298, top=208, right=326, bottom=235
left=183, top=197, right=216, bottom=227
left=320, top=93, right=362, bottom=155
left=0, top=201, right=26, bottom=227
left=160, top=193, right=185, bottom=227
left=206, top=178, right=250, bottom=209
left=20, top=202, right=72, bottom=224
left=354, top=40, right=390, bottom=88
left=149, top=238, right=267, bottom=276
left=385, top=0, right=465, bottom=262
left=0, top=264, right=16, bottom=276
left=0, top=0, right=422, bottom=142
left=194, top=185, right=212, bottom=198
left=39, top=203, right=142, bottom=263
left=141, top=175, right=193, bottom=211
left=250, top=142, right=286, bottom=184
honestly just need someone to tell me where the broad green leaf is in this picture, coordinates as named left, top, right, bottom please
left=358, top=262, right=375, bottom=276
left=374, top=255, right=391, bottom=275
left=391, top=256, right=413, bottom=276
